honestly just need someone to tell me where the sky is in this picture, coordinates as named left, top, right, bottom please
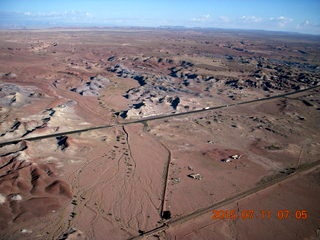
left=0, top=0, right=320, bottom=34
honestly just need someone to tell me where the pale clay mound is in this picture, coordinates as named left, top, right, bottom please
left=0, top=29, right=319, bottom=240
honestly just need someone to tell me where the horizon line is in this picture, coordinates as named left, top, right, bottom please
left=0, top=25, right=320, bottom=36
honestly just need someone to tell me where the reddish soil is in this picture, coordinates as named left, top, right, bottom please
left=0, top=28, right=319, bottom=240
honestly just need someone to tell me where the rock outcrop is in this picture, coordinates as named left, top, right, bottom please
left=70, top=75, right=110, bottom=96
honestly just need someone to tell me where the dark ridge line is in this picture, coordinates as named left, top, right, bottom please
left=0, top=85, right=319, bottom=147
left=128, top=160, right=320, bottom=240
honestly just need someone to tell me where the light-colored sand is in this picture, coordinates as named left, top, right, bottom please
left=0, top=29, right=319, bottom=240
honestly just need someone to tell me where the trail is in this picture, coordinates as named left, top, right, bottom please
left=158, top=140, right=172, bottom=218
left=128, top=160, right=320, bottom=239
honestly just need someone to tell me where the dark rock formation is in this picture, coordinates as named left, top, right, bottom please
left=168, top=97, right=180, bottom=110
left=56, top=136, right=69, bottom=150
left=133, top=75, right=146, bottom=86
left=225, top=79, right=239, bottom=88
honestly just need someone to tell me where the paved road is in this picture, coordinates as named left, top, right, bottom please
left=0, top=84, right=319, bottom=146
left=129, top=160, right=320, bottom=240
left=1, top=84, right=319, bottom=238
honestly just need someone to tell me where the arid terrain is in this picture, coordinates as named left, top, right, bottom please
left=0, top=28, right=319, bottom=240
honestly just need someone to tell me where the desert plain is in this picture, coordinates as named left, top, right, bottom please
left=0, top=28, right=319, bottom=240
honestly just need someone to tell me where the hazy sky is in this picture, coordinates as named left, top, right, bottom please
left=1, top=0, right=320, bottom=34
